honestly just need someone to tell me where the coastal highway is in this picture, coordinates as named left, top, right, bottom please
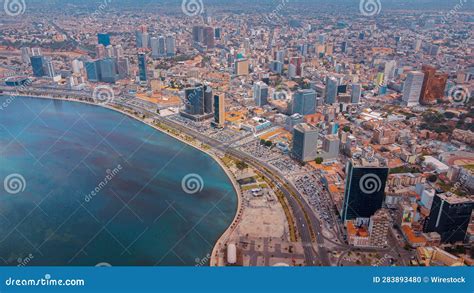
left=145, top=112, right=331, bottom=266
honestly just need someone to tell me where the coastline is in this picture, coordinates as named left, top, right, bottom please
left=2, top=94, right=242, bottom=266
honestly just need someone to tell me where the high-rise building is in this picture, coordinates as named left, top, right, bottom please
left=423, top=193, right=474, bottom=243
left=95, top=44, right=106, bottom=59
left=21, top=47, right=31, bottom=64
left=292, top=89, right=316, bottom=115
left=114, top=45, right=124, bottom=59
left=341, top=41, right=348, bottom=53
left=341, top=156, right=389, bottom=222
left=214, top=27, right=222, bottom=40
left=85, top=61, right=100, bottom=82
left=292, top=123, right=319, bottom=163
left=384, top=60, right=397, bottom=83
left=31, top=47, right=42, bottom=56
left=30, top=56, right=45, bottom=77
left=158, top=36, right=166, bottom=57
left=368, top=209, right=390, bottom=247
left=71, top=59, right=83, bottom=75
left=414, top=39, right=422, bottom=52
left=135, top=25, right=149, bottom=48
left=117, top=57, right=130, bottom=79
left=43, top=57, right=55, bottom=78
left=420, top=65, right=448, bottom=105
left=253, top=81, right=269, bottom=107
left=235, top=58, right=249, bottom=76
left=321, top=134, right=340, bottom=160
left=181, top=84, right=214, bottom=121
left=325, top=76, right=339, bottom=104
left=105, top=45, right=114, bottom=58
left=203, top=26, right=215, bottom=48
left=290, top=56, right=303, bottom=77
left=150, top=37, right=159, bottom=59
left=138, top=53, right=148, bottom=82
left=285, top=113, right=304, bottom=132
left=97, top=33, right=111, bottom=47
left=98, top=58, right=118, bottom=83
left=192, top=26, right=204, bottom=43
left=212, top=94, right=225, bottom=128
left=274, top=50, right=285, bottom=63
left=402, top=71, right=425, bottom=107
left=166, top=35, right=176, bottom=57
left=351, top=84, right=362, bottom=104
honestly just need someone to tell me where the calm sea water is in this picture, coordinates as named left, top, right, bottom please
left=0, top=96, right=237, bottom=266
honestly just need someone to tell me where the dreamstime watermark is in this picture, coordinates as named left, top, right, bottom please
left=181, top=173, right=204, bottom=195
left=0, top=78, right=33, bottom=111
left=194, top=253, right=211, bottom=266
left=5, top=274, right=85, bottom=287
left=372, top=253, right=391, bottom=267
left=92, top=85, right=115, bottom=105
left=3, top=173, right=26, bottom=195
left=88, top=0, right=113, bottom=22
left=359, top=173, right=382, bottom=194
left=273, top=89, right=290, bottom=100
left=450, top=169, right=473, bottom=194
left=265, top=0, right=290, bottom=25
left=16, top=253, right=34, bottom=267
left=84, top=165, right=123, bottom=203
left=181, top=0, right=204, bottom=17
left=448, top=85, right=471, bottom=105
left=3, top=0, right=26, bottom=16
left=359, top=0, right=382, bottom=17
left=441, top=0, right=468, bottom=24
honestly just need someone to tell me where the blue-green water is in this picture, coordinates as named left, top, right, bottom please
left=0, top=96, right=237, bottom=266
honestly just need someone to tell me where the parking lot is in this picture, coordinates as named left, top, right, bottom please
left=294, top=174, right=335, bottom=228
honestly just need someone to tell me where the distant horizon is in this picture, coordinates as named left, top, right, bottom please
left=22, top=0, right=474, bottom=12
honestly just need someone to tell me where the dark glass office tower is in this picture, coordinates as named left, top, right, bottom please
left=138, top=53, right=147, bottom=82
left=341, top=158, right=389, bottom=222
left=97, top=33, right=111, bottom=47
left=30, top=56, right=45, bottom=77
left=423, top=194, right=473, bottom=243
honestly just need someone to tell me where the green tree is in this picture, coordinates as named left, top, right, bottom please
left=315, top=157, right=324, bottom=164
left=235, top=161, right=249, bottom=171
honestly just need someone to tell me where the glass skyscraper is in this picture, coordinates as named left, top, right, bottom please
left=341, top=158, right=389, bottom=222
left=30, top=56, right=45, bottom=77
left=138, top=53, right=147, bottom=82
left=423, top=194, right=474, bottom=243
left=292, top=89, right=316, bottom=115
left=97, top=33, right=111, bottom=47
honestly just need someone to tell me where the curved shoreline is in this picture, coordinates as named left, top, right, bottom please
left=4, top=94, right=243, bottom=266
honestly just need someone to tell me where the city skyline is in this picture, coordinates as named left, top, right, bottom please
left=0, top=0, right=472, bottom=271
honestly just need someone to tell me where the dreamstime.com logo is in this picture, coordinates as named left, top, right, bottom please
left=3, top=173, right=26, bottom=195
left=359, top=173, right=382, bottom=194
left=181, top=173, right=204, bottom=195
left=5, top=274, right=85, bottom=287
left=359, top=0, right=382, bottom=17
left=3, top=0, right=26, bottom=16
left=181, top=0, right=204, bottom=17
